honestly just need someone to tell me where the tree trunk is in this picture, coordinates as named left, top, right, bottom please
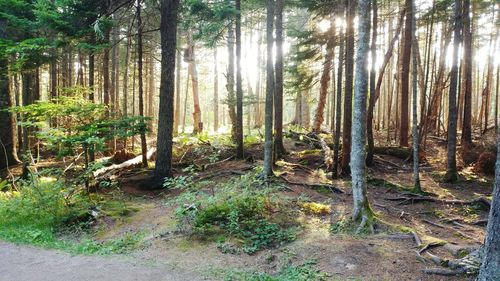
left=103, top=29, right=111, bottom=115
left=174, top=46, right=181, bottom=136
left=0, top=21, right=19, bottom=169
left=399, top=0, right=412, bottom=147
left=340, top=0, right=355, bottom=175
left=263, top=0, right=275, bottom=178
left=213, top=49, right=219, bottom=132
left=137, top=0, right=148, bottom=167
left=477, top=129, right=500, bottom=280
left=186, top=36, right=202, bottom=134
left=333, top=4, right=345, bottom=179
left=226, top=17, right=237, bottom=139
left=366, top=0, right=378, bottom=166
left=410, top=0, right=421, bottom=192
left=274, top=0, right=285, bottom=158
left=254, top=25, right=263, bottom=128
left=313, top=16, right=335, bottom=134
left=154, top=0, right=179, bottom=182
left=148, top=49, right=155, bottom=135
left=351, top=0, right=374, bottom=227
left=445, top=0, right=462, bottom=183
left=461, top=0, right=473, bottom=151
left=235, top=0, right=244, bottom=158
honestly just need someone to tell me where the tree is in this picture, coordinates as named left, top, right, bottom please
left=235, top=0, right=244, bottom=159
left=332, top=3, right=345, bottom=178
left=340, top=0, right=355, bottom=175
left=445, top=0, right=462, bottom=183
left=136, top=0, right=148, bottom=167
left=313, top=15, right=335, bottom=134
left=263, top=0, right=275, bottom=178
left=461, top=0, right=473, bottom=157
left=399, top=0, right=412, bottom=147
left=155, top=0, right=180, bottom=182
left=350, top=0, right=374, bottom=231
left=477, top=128, right=500, bottom=280
left=366, top=0, right=377, bottom=165
left=410, top=0, right=421, bottom=192
left=0, top=19, right=19, bottom=170
left=274, top=0, right=285, bottom=157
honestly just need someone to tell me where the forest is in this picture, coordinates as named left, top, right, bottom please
left=0, top=0, right=499, bottom=280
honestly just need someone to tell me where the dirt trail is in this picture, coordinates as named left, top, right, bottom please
left=0, top=242, right=207, bottom=281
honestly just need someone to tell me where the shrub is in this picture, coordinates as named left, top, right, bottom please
left=174, top=174, right=297, bottom=254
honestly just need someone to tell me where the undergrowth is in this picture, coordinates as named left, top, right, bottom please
left=219, top=260, right=329, bottom=281
left=172, top=171, right=298, bottom=254
left=0, top=176, right=143, bottom=255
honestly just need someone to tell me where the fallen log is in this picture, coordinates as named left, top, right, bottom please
left=93, top=148, right=156, bottom=179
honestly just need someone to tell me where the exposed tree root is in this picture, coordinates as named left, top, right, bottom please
left=195, top=166, right=254, bottom=181
left=385, top=194, right=491, bottom=209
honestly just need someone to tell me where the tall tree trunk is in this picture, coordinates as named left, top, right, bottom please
left=174, top=47, right=181, bottom=136
left=226, top=18, right=237, bottom=139
left=235, top=0, right=244, bottom=158
left=333, top=4, right=345, bottom=179
left=399, top=0, right=412, bottom=147
left=103, top=29, right=111, bottom=115
left=263, top=0, right=275, bottom=178
left=351, top=0, right=374, bottom=228
left=313, top=16, right=335, bottom=134
left=113, top=25, right=120, bottom=115
left=340, top=0, right=355, bottom=175
left=213, top=49, right=219, bottom=132
left=254, top=25, right=263, bottom=128
left=445, top=0, right=462, bottom=183
left=186, top=35, right=202, bottom=134
left=274, top=0, right=285, bottom=157
left=155, top=0, right=180, bottom=182
left=461, top=0, right=473, bottom=152
left=477, top=127, right=500, bottom=280
left=148, top=49, right=155, bottom=135
left=410, top=0, right=421, bottom=192
left=0, top=21, right=19, bottom=169
left=137, top=0, right=148, bottom=167
left=366, top=0, right=378, bottom=166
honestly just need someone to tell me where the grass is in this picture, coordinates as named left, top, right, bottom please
left=172, top=170, right=299, bottom=254
left=0, top=177, right=143, bottom=255
left=217, top=261, right=329, bottom=281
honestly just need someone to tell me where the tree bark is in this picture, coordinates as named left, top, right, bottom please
left=136, top=0, right=148, bottom=167
left=174, top=46, right=181, bottom=136
left=477, top=128, right=500, bottom=280
left=313, top=16, right=335, bottom=134
left=235, top=0, right=244, bottom=159
left=274, top=0, right=285, bottom=158
left=461, top=0, right=473, bottom=150
left=399, top=0, right=412, bottom=147
left=263, top=0, right=275, bottom=178
left=333, top=3, right=345, bottom=179
left=213, top=49, right=219, bottom=132
left=0, top=20, right=19, bottom=169
left=340, top=0, right=355, bottom=176
left=366, top=0, right=378, bottom=166
left=445, top=0, right=462, bottom=183
left=154, top=0, right=179, bottom=182
left=226, top=16, right=237, bottom=140
left=410, top=0, right=421, bottom=192
left=351, top=0, right=374, bottom=226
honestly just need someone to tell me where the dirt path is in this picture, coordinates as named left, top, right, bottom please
left=0, top=242, right=207, bottom=281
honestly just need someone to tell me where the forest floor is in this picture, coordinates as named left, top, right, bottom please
left=0, top=132, right=493, bottom=281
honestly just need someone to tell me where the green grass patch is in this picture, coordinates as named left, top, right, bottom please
left=173, top=171, right=298, bottom=254
left=0, top=177, right=143, bottom=255
left=219, top=261, right=329, bottom=281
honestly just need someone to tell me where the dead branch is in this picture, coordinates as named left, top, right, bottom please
left=385, top=195, right=491, bottom=209
left=93, top=147, right=156, bottom=179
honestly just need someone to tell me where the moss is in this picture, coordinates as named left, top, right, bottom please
left=300, top=202, right=331, bottom=216
left=367, top=177, right=410, bottom=192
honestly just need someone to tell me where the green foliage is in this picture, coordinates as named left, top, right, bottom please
left=222, top=261, right=328, bottom=281
left=10, top=87, right=148, bottom=158
left=0, top=176, right=143, bottom=255
left=173, top=172, right=297, bottom=254
left=163, top=175, right=195, bottom=190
